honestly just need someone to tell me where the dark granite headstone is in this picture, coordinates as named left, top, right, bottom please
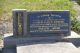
left=13, top=10, right=70, bottom=37
left=3, top=9, right=71, bottom=53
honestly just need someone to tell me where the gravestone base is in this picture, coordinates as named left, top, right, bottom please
left=4, top=33, right=64, bottom=47
left=2, top=46, right=16, bottom=53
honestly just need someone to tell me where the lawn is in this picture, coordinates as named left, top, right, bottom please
left=0, top=0, right=80, bottom=33
left=0, top=0, right=76, bottom=17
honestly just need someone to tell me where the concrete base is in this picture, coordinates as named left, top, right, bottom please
left=17, top=42, right=80, bottom=53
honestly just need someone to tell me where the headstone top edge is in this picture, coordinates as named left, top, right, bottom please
left=12, top=9, right=70, bottom=12
left=31, top=10, right=70, bottom=11
left=27, top=10, right=70, bottom=12
left=12, top=9, right=26, bottom=11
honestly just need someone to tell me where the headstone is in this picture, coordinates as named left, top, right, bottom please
left=13, top=10, right=70, bottom=37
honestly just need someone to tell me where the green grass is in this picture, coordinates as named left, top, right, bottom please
left=1, top=0, right=76, bottom=16
left=1, top=0, right=79, bottom=33
left=0, top=0, right=4, bottom=16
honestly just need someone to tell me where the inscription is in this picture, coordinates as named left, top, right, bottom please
left=28, top=12, right=70, bottom=34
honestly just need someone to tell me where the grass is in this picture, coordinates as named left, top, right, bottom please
left=0, top=0, right=79, bottom=33
left=1, top=0, right=76, bottom=16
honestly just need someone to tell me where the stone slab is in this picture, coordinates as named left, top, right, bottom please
left=17, top=42, right=80, bottom=53
left=4, top=31, right=80, bottom=39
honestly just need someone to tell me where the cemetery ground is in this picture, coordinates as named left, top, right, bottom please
left=0, top=0, right=80, bottom=53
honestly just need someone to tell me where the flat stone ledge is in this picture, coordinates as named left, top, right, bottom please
left=4, top=31, right=80, bottom=39
left=17, top=42, right=80, bottom=53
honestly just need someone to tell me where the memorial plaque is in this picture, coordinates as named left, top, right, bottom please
left=13, top=10, right=70, bottom=37
left=27, top=11, right=70, bottom=36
